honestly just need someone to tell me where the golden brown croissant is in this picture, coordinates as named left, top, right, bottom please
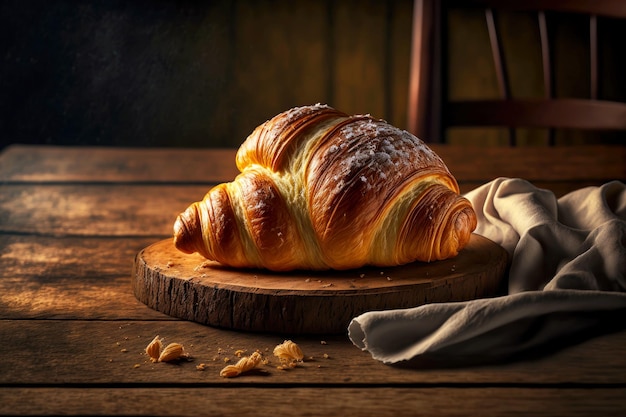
left=173, top=104, right=476, bottom=271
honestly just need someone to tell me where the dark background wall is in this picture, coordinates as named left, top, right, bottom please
left=1, top=0, right=624, bottom=150
left=1, top=0, right=412, bottom=150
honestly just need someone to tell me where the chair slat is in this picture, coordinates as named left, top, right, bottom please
left=538, top=12, right=552, bottom=98
left=485, top=9, right=516, bottom=145
left=590, top=14, right=598, bottom=100
left=537, top=11, right=555, bottom=145
left=447, top=98, right=626, bottom=129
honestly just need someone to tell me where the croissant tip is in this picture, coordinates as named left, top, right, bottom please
left=173, top=205, right=199, bottom=254
left=455, top=207, right=477, bottom=250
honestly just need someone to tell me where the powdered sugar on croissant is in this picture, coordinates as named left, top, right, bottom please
left=173, top=104, right=476, bottom=271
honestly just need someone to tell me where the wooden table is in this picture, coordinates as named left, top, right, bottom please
left=1, top=144, right=625, bottom=416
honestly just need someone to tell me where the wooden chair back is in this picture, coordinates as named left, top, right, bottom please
left=408, top=0, right=626, bottom=146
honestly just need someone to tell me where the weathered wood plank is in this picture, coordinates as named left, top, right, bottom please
left=0, top=235, right=169, bottom=320
left=1, top=146, right=622, bottom=238
left=435, top=145, right=626, bottom=183
left=0, top=184, right=208, bottom=236
left=0, top=145, right=239, bottom=183
left=2, top=145, right=622, bottom=193
left=2, top=386, right=625, bottom=417
left=1, top=320, right=625, bottom=386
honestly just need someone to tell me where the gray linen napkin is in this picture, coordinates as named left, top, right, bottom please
left=348, top=178, right=626, bottom=365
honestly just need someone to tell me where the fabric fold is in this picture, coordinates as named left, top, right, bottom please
left=349, top=178, right=626, bottom=365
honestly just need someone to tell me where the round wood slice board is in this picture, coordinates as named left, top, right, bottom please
left=133, top=234, right=508, bottom=335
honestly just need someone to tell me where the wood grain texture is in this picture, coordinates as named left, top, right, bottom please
left=0, top=184, right=207, bottom=236
left=0, top=235, right=171, bottom=320
left=435, top=145, right=626, bottom=182
left=2, top=145, right=622, bottom=194
left=0, top=146, right=239, bottom=183
left=132, top=235, right=507, bottom=334
left=2, top=387, right=625, bottom=417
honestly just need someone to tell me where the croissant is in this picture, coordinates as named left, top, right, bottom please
left=173, top=104, right=477, bottom=272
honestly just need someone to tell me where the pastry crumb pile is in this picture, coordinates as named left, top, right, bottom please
left=115, top=334, right=331, bottom=378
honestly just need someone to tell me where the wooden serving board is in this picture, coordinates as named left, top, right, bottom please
left=133, top=234, right=508, bottom=335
